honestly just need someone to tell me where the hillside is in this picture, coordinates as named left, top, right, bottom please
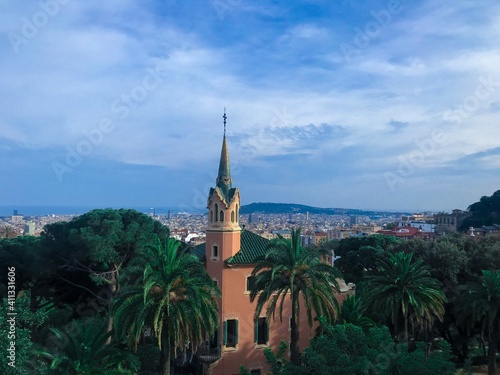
left=240, top=202, right=407, bottom=218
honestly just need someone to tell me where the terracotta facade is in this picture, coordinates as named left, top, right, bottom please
left=201, top=129, right=348, bottom=375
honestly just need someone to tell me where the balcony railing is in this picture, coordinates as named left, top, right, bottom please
left=196, top=343, right=221, bottom=364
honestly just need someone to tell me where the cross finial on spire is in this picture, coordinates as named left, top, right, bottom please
left=223, top=107, right=227, bottom=136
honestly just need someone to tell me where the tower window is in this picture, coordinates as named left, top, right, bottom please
left=231, top=210, right=235, bottom=223
left=236, top=204, right=239, bottom=222
left=212, top=245, right=219, bottom=260
left=220, top=210, right=224, bottom=222
left=215, top=204, right=219, bottom=221
left=210, top=210, right=213, bottom=223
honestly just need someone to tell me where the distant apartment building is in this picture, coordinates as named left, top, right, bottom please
left=11, top=215, right=24, bottom=224
left=313, top=231, right=328, bottom=245
left=434, top=209, right=469, bottom=233
left=401, top=212, right=434, bottom=222
left=327, top=228, right=357, bottom=240
left=23, top=221, right=35, bottom=235
left=377, top=226, right=434, bottom=240
left=327, top=226, right=380, bottom=240
left=248, top=213, right=260, bottom=224
left=349, top=215, right=360, bottom=226
left=271, top=229, right=291, bottom=239
left=301, top=233, right=314, bottom=247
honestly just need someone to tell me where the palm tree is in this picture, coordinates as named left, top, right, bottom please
left=38, top=318, right=140, bottom=375
left=249, top=228, right=342, bottom=365
left=455, top=270, right=500, bottom=375
left=336, top=295, right=375, bottom=331
left=113, top=236, right=220, bottom=375
left=364, top=252, right=446, bottom=341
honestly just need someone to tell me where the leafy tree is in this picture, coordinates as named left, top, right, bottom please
left=301, top=321, right=457, bottom=375
left=460, top=190, right=500, bottom=230
left=455, top=270, right=500, bottom=375
left=465, top=236, right=500, bottom=279
left=250, top=228, right=342, bottom=365
left=113, top=236, right=220, bottom=375
left=0, top=236, right=62, bottom=312
left=334, top=234, right=403, bottom=284
left=362, top=252, right=447, bottom=340
left=393, top=341, right=458, bottom=375
left=0, top=292, right=51, bottom=375
left=41, top=209, right=169, bottom=332
left=394, top=236, right=469, bottom=286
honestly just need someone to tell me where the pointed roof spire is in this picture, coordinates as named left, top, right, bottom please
left=216, top=108, right=232, bottom=198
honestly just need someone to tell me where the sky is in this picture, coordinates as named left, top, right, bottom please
left=1, top=0, right=500, bottom=213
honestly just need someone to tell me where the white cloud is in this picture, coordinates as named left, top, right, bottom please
left=1, top=0, right=500, bottom=210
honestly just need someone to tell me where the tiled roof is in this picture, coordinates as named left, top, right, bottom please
left=226, top=229, right=270, bottom=265
left=208, top=186, right=238, bottom=207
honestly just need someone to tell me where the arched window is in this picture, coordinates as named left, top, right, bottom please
left=215, top=204, right=219, bottom=221
left=231, top=211, right=235, bottom=223
left=220, top=210, right=224, bottom=222
left=210, top=210, right=213, bottom=223
left=236, top=204, right=239, bottom=222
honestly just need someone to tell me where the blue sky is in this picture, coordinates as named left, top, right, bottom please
left=1, top=0, right=500, bottom=213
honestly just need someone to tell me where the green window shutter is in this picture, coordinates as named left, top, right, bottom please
left=235, top=320, right=239, bottom=345
left=265, top=320, right=269, bottom=343
left=254, top=319, right=258, bottom=343
left=223, top=320, right=228, bottom=345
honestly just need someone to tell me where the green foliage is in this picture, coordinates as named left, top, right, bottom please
left=394, top=236, right=469, bottom=285
left=264, top=341, right=291, bottom=375
left=303, top=323, right=384, bottom=375
left=394, top=341, right=457, bottom=375
left=460, top=190, right=500, bottom=230
left=136, top=342, right=160, bottom=374
left=334, top=234, right=403, bottom=284
left=113, top=236, right=220, bottom=375
left=250, top=228, right=342, bottom=365
left=455, top=270, right=500, bottom=375
left=0, top=292, right=52, bottom=375
left=362, top=252, right=446, bottom=339
left=37, top=317, right=140, bottom=375
left=0, top=236, right=59, bottom=307
left=299, top=321, right=458, bottom=375
left=335, top=295, right=375, bottom=330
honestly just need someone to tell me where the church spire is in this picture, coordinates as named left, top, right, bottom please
left=216, top=108, right=232, bottom=198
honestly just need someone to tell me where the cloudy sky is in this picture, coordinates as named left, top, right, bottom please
left=1, top=0, right=500, bottom=213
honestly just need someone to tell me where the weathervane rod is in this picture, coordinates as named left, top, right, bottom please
left=223, top=107, right=227, bottom=136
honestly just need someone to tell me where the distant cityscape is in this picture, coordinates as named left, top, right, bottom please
left=3, top=203, right=497, bottom=244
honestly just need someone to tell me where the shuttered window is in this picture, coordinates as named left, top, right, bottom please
left=224, top=319, right=238, bottom=348
left=254, top=317, right=269, bottom=345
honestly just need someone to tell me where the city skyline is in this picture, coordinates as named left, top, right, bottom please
left=1, top=1, right=500, bottom=212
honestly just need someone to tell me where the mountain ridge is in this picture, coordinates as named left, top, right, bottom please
left=240, top=202, right=409, bottom=218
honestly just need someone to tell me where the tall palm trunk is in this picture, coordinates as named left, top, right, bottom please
left=404, top=312, right=409, bottom=343
left=487, top=319, right=498, bottom=375
left=106, top=264, right=119, bottom=345
left=290, top=291, right=300, bottom=365
left=161, top=325, right=171, bottom=375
